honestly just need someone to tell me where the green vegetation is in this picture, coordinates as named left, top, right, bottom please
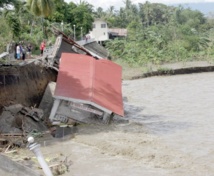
left=0, top=0, right=94, bottom=52
left=103, top=1, right=214, bottom=66
left=0, top=0, right=214, bottom=67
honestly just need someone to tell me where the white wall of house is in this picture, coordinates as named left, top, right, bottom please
left=89, top=20, right=109, bottom=42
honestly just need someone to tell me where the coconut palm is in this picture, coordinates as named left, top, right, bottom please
left=26, top=0, right=54, bottom=17
left=3, top=0, right=27, bottom=39
left=26, top=0, right=55, bottom=38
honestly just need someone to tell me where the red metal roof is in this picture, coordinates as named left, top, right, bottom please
left=54, top=53, right=124, bottom=116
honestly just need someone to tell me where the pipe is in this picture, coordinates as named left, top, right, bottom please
left=28, top=137, right=53, bottom=176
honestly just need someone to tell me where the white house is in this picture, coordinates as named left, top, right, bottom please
left=88, top=19, right=128, bottom=43
left=89, top=19, right=109, bottom=43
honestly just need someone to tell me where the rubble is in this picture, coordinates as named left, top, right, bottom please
left=0, top=105, right=48, bottom=148
left=0, top=29, right=124, bottom=151
left=20, top=107, right=44, bottom=122
left=0, top=27, right=124, bottom=175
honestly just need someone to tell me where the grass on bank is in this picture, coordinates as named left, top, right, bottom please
left=115, top=57, right=214, bottom=80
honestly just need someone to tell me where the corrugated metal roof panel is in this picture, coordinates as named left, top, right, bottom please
left=54, top=53, right=124, bottom=116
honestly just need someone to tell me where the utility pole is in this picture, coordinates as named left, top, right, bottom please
left=61, top=21, right=64, bottom=32
left=81, top=27, right=83, bottom=40
left=73, top=24, right=76, bottom=40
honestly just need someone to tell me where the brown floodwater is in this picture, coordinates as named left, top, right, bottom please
left=2, top=72, right=214, bottom=176
left=41, top=72, right=214, bottom=176
left=60, top=72, right=214, bottom=176
left=121, top=72, right=214, bottom=175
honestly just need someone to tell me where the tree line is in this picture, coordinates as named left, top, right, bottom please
left=103, top=0, right=214, bottom=65
left=0, top=0, right=214, bottom=65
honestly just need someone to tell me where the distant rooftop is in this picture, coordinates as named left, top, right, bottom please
left=108, top=28, right=127, bottom=37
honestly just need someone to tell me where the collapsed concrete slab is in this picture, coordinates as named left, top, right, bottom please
left=49, top=53, right=124, bottom=124
left=51, top=28, right=111, bottom=62
left=39, top=82, right=56, bottom=120
left=0, top=154, right=40, bottom=176
left=83, top=41, right=110, bottom=59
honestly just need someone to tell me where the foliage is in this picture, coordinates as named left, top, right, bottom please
left=0, top=0, right=95, bottom=53
left=103, top=2, right=214, bottom=66
left=70, top=2, right=94, bottom=39
left=0, top=0, right=17, bottom=8
left=0, top=17, right=12, bottom=52
left=26, top=0, right=55, bottom=17
left=5, top=13, right=21, bottom=39
left=0, top=0, right=214, bottom=67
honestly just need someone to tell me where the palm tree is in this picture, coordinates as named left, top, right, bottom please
left=95, top=7, right=105, bottom=19
left=26, top=0, right=55, bottom=38
left=107, top=6, right=115, bottom=18
left=26, top=0, right=54, bottom=17
left=3, top=0, right=27, bottom=39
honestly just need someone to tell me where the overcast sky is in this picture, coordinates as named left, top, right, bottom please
left=64, top=0, right=214, bottom=10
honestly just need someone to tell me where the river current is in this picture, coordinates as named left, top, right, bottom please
left=121, top=72, right=214, bottom=175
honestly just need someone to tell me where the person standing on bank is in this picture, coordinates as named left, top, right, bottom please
left=21, top=45, right=26, bottom=60
left=27, top=44, right=32, bottom=59
left=14, top=43, right=18, bottom=59
left=40, top=40, right=46, bottom=56
left=16, top=43, right=21, bottom=60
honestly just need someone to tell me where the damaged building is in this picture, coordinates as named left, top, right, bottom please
left=0, top=28, right=124, bottom=128
left=49, top=53, right=123, bottom=125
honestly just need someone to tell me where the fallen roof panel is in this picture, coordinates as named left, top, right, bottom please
left=54, top=53, right=124, bottom=116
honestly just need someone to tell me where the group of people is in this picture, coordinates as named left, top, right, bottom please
left=14, top=40, right=46, bottom=60
left=14, top=42, right=32, bottom=60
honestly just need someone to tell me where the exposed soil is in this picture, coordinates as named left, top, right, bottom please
left=0, top=62, right=57, bottom=109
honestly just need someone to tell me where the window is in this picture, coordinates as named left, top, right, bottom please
left=93, top=24, right=96, bottom=28
left=101, top=24, right=106, bottom=28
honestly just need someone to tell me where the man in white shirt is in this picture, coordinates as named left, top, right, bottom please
left=16, top=44, right=21, bottom=59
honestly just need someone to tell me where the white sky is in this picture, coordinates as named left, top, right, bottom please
left=65, top=0, right=214, bottom=10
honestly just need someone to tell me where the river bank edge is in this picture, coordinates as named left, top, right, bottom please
left=119, top=60, right=214, bottom=80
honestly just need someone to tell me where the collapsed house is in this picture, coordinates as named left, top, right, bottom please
left=49, top=53, right=124, bottom=124
left=0, top=28, right=124, bottom=126
left=0, top=26, right=124, bottom=176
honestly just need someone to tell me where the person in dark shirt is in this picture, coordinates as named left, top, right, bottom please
left=14, top=43, right=18, bottom=59
left=27, top=44, right=32, bottom=59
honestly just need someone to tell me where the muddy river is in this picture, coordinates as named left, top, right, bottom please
left=4, top=72, right=214, bottom=176
left=47, top=72, right=211, bottom=176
